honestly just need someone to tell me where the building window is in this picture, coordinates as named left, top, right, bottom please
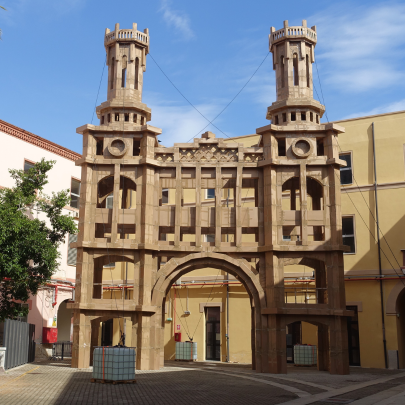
left=205, top=234, right=215, bottom=243
left=135, top=57, right=139, bottom=90
left=206, top=189, right=215, bottom=199
left=67, top=233, right=78, bottom=266
left=96, top=138, right=103, bottom=156
left=106, top=193, right=113, bottom=209
left=280, top=55, right=285, bottom=88
left=110, top=57, right=115, bottom=90
left=121, top=56, right=127, bottom=88
left=70, top=178, right=81, bottom=209
left=306, top=55, right=310, bottom=88
left=24, top=160, right=35, bottom=172
left=342, top=216, right=356, bottom=254
left=282, top=235, right=291, bottom=241
left=162, top=189, right=169, bottom=204
left=293, top=53, right=299, bottom=86
left=340, top=153, right=353, bottom=185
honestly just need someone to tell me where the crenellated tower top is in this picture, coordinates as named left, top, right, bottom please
left=266, top=20, right=325, bottom=126
left=94, top=22, right=152, bottom=130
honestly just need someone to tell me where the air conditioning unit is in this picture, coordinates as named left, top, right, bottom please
left=174, top=278, right=181, bottom=285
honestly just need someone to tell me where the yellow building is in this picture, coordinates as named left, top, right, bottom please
left=158, top=110, right=405, bottom=369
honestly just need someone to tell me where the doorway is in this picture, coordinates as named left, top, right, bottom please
left=101, top=319, right=113, bottom=346
left=286, top=321, right=302, bottom=363
left=206, top=307, right=220, bottom=361
left=347, top=305, right=361, bottom=366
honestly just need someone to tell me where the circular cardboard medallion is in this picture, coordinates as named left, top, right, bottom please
left=291, top=138, right=313, bottom=158
left=108, top=138, right=128, bottom=157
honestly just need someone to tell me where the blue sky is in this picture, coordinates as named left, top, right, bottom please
left=1, top=0, right=405, bottom=153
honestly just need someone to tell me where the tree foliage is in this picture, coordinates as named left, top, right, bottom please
left=0, top=159, right=78, bottom=321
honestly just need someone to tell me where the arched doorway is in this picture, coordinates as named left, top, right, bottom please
left=57, top=299, right=73, bottom=341
left=152, top=252, right=266, bottom=370
left=162, top=268, right=252, bottom=364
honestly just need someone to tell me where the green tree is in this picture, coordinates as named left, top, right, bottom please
left=0, top=159, right=78, bottom=321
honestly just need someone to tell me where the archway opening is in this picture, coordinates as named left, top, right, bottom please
left=89, top=315, right=132, bottom=366
left=286, top=320, right=329, bottom=371
left=97, top=175, right=136, bottom=209
left=284, top=260, right=327, bottom=305
left=57, top=299, right=73, bottom=342
left=92, top=256, right=135, bottom=301
left=163, top=266, right=252, bottom=364
left=155, top=254, right=264, bottom=367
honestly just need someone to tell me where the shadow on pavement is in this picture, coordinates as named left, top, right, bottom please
left=53, top=367, right=298, bottom=405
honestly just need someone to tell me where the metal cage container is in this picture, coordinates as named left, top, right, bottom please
left=93, top=347, right=136, bottom=381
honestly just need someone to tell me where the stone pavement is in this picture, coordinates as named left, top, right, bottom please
left=1, top=360, right=405, bottom=405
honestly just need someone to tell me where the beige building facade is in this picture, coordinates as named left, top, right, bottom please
left=70, top=20, right=353, bottom=375
left=163, top=109, right=405, bottom=371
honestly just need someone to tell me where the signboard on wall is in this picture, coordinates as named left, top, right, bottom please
left=177, top=325, right=180, bottom=330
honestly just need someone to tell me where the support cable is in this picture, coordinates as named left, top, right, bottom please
left=149, top=52, right=271, bottom=143
left=186, top=186, right=253, bottom=341
left=89, top=56, right=122, bottom=340
left=313, top=52, right=405, bottom=285
left=175, top=285, right=192, bottom=340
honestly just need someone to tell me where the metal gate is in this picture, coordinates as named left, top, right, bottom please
left=1, top=319, right=35, bottom=370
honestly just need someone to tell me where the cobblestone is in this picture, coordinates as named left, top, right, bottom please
left=1, top=361, right=405, bottom=405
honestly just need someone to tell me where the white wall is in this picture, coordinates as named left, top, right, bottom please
left=0, top=130, right=81, bottom=282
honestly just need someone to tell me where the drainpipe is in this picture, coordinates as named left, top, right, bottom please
left=372, top=122, right=388, bottom=369
left=52, top=286, right=58, bottom=307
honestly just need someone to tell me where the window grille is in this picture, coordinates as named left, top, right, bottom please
left=67, top=233, right=78, bottom=265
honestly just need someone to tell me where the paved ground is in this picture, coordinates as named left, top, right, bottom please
left=1, top=360, right=405, bottom=405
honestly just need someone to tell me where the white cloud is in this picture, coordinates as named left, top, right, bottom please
left=146, top=92, right=230, bottom=146
left=159, top=0, right=194, bottom=40
left=343, top=98, right=405, bottom=120
left=311, top=3, right=405, bottom=92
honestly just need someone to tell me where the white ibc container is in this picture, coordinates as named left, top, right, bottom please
left=93, top=347, right=136, bottom=381
left=294, top=345, right=317, bottom=366
left=175, top=342, right=197, bottom=360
